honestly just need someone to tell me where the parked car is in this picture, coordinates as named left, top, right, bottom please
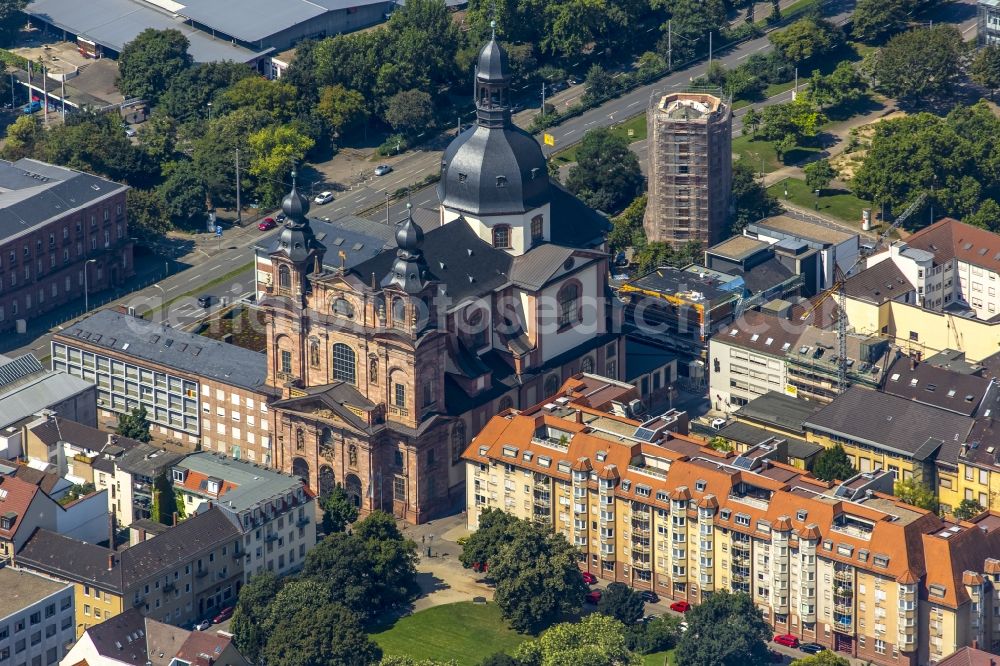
left=669, top=600, right=691, bottom=613
left=314, top=191, right=334, bottom=204
left=124, top=127, right=137, bottom=137
left=276, top=213, right=287, bottom=222
left=799, top=643, right=825, bottom=655
left=773, top=634, right=799, bottom=648
left=679, top=621, right=688, bottom=633
left=258, top=217, right=277, bottom=231
left=581, top=571, right=597, bottom=585
left=374, top=164, right=393, bottom=176
left=194, top=619, right=212, bottom=631
left=567, top=76, right=581, bottom=85
left=585, top=590, right=602, bottom=604
left=639, top=591, right=659, bottom=603
left=22, top=100, right=41, bottom=114
left=197, top=295, right=211, bottom=308
left=213, top=607, right=234, bottom=624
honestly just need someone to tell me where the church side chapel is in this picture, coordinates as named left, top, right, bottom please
left=257, top=31, right=624, bottom=523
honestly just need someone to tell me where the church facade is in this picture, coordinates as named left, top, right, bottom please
left=257, top=36, right=624, bottom=523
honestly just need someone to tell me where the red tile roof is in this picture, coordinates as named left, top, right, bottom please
left=0, top=476, right=40, bottom=541
left=905, top=217, right=1000, bottom=270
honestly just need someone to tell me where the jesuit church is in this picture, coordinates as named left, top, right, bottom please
left=256, top=35, right=624, bottom=523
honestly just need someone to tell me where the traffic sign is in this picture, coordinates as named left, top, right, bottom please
left=215, top=225, right=223, bottom=237
left=543, top=133, right=555, bottom=146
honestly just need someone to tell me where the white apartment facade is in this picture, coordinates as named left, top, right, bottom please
left=0, top=569, right=75, bottom=666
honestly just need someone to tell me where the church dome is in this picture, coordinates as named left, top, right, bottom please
left=476, top=37, right=509, bottom=83
left=396, top=209, right=424, bottom=252
left=281, top=182, right=310, bottom=221
left=438, top=126, right=549, bottom=216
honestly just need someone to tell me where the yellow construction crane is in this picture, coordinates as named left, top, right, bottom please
left=798, top=193, right=928, bottom=391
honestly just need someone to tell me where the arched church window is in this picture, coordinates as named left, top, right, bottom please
left=498, top=396, right=514, bottom=412
left=581, top=356, right=594, bottom=373
left=451, top=420, right=466, bottom=464
left=492, top=225, right=511, bottom=249
left=544, top=374, right=561, bottom=396
left=392, top=298, right=407, bottom=329
left=332, top=343, right=356, bottom=384
left=332, top=297, right=354, bottom=319
left=278, top=264, right=291, bottom=289
left=531, top=216, right=543, bottom=242
left=309, top=339, right=320, bottom=367
left=557, top=282, right=580, bottom=328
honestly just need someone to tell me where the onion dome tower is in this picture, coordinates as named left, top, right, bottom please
left=275, top=171, right=325, bottom=300
left=382, top=204, right=431, bottom=294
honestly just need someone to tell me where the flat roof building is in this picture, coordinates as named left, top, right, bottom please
left=0, top=568, right=75, bottom=666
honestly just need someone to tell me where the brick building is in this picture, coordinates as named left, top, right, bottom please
left=0, top=158, right=132, bottom=330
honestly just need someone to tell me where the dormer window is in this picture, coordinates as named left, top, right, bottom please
left=0, top=511, right=15, bottom=530
left=492, top=225, right=511, bottom=249
left=496, top=175, right=507, bottom=188
left=172, top=469, right=187, bottom=483
left=206, top=478, right=221, bottom=495
left=278, top=264, right=291, bottom=289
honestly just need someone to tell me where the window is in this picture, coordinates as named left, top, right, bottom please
left=492, top=225, right=511, bottom=249
left=394, top=383, right=406, bottom=407
left=392, top=298, right=406, bottom=329
left=332, top=298, right=354, bottom=319
left=280, top=350, right=292, bottom=374
left=451, top=420, right=466, bottom=464
left=557, top=283, right=580, bottom=327
left=531, top=215, right=543, bottom=241
left=909, top=331, right=919, bottom=341
left=278, top=264, right=291, bottom=289
left=332, top=343, right=356, bottom=384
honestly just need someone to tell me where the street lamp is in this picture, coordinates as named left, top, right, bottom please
left=83, top=259, right=97, bottom=313
left=207, top=102, right=212, bottom=122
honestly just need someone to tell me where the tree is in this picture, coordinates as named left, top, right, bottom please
left=675, top=591, right=771, bottom=666
left=3, top=115, right=41, bottom=160
left=654, top=0, right=726, bottom=61
left=626, top=615, right=682, bottom=655
left=730, top=160, right=780, bottom=234
left=217, top=77, right=298, bottom=122
left=971, top=45, right=1000, bottom=99
left=709, top=437, right=733, bottom=452
left=953, top=498, right=986, bottom=520
left=158, top=61, right=254, bottom=121
left=742, top=108, right=761, bottom=135
left=116, top=406, right=151, bottom=442
left=381, top=659, right=458, bottom=666
left=633, top=241, right=675, bottom=274
left=769, top=0, right=781, bottom=23
left=810, top=61, right=868, bottom=110
left=966, top=199, right=1000, bottom=233
left=59, top=482, right=96, bottom=505
left=118, top=29, right=192, bottom=104
left=597, top=582, right=645, bottom=625
left=247, top=124, right=315, bottom=207
left=159, top=161, right=206, bottom=227
left=263, top=602, right=381, bottom=666
left=769, top=17, right=845, bottom=64
left=791, top=651, right=851, bottom=666
left=608, top=194, right=647, bottom=257
left=460, top=507, right=521, bottom=571
left=491, top=520, right=588, bottom=633
left=126, top=188, right=171, bottom=241
left=758, top=97, right=825, bottom=143
left=150, top=471, right=179, bottom=525
left=478, top=655, right=518, bottom=666
left=851, top=0, right=909, bottom=43
left=875, top=25, right=963, bottom=105
left=0, top=0, right=27, bottom=41
left=804, top=158, right=836, bottom=193
left=303, top=511, right=418, bottom=620
left=383, top=89, right=433, bottom=135
left=895, top=478, right=939, bottom=511
left=583, top=64, right=616, bottom=104
left=812, top=444, right=855, bottom=482
left=317, top=84, right=368, bottom=137
left=320, top=483, right=359, bottom=533
left=566, top=127, right=644, bottom=215
left=514, top=614, right=638, bottom=666
left=231, top=572, right=282, bottom=663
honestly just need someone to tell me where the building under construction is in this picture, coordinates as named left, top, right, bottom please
left=644, top=92, right=732, bottom=247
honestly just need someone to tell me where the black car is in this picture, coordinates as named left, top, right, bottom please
left=799, top=643, right=824, bottom=655
left=197, top=295, right=211, bottom=308
left=639, top=591, right=659, bottom=603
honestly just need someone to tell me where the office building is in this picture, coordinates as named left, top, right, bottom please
left=0, top=568, right=75, bottom=666
left=644, top=92, right=732, bottom=247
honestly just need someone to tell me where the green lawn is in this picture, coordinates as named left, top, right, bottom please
left=768, top=177, right=872, bottom=224
left=732, top=134, right=824, bottom=174
left=643, top=650, right=677, bottom=666
left=553, top=113, right=647, bottom=164
left=371, top=602, right=527, bottom=665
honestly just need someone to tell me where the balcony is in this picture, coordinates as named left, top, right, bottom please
left=195, top=568, right=208, bottom=578
left=833, top=619, right=853, bottom=633
left=834, top=603, right=853, bottom=615
left=132, top=597, right=145, bottom=608
left=632, top=541, right=651, bottom=554
left=834, top=568, right=854, bottom=583
left=296, top=516, right=310, bottom=528
left=163, top=582, right=175, bottom=594
left=265, top=532, right=279, bottom=542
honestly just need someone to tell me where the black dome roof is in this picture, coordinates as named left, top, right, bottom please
left=281, top=183, right=310, bottom=221
left=438, top=125, right=549, bottom=216
left=476, top=37, right=509, bottom=82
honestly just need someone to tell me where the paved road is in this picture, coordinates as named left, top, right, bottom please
left=5, top=0, right=977, bottom=360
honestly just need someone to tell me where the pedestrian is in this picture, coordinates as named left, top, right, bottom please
left=422, top=535, right=425, bottom=544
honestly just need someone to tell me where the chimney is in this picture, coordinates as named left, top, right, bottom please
left=910, top=356, right=917, bottom=371
left=107, top=554, right=114, bottom=571
left=961, top=443, right=969, bottom=458
left=172, top=511, right=178, bottom=527
left=575, top=410, right=583, bottom=424
left=139, top=528, right=146, bottom=541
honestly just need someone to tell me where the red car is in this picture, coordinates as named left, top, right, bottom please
left=585, top=590, right=602, bottom=604
left=258, top=217, right=277, bottom=231
left=669, top=600, right=691, bottom=613
left=581, top=571, right=597, bottom=585
left=212, top=607, right=234, bottom=624
left=773, top=634, right=799, bottom=648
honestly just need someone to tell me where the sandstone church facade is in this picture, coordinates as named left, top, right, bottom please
left=257, top=36, right=624, bottom=523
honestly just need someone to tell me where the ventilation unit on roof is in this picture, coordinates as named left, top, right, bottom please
left=543, top=403, right=558, bottom=411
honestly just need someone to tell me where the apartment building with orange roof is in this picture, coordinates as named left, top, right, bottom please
left=463, top=373, right=1000, bottom=665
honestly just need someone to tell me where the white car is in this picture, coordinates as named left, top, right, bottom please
left=124, top=127, right=137, bottom=137
left=194, top=619, right=212, bottom=631
left=314, top=191, right=334, bottom=204
left=374, top=164, right=392, bottom=176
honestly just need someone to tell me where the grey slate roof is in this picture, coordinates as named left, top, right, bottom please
left=29, top=416, right=143, bottom=454
left=510, top=244, right=576, bottom=291
left=270, top=381, right=376, bottom=434
left=881, top=356, right=990, bottom=417
left=17, top=507, right=240, bottom=593
left=844, top=260, right=914, bottom=304
left=349, top=219, right=513, bottom=303
left=62, top=309, right=267, bottom=391
left=257, top=215, right=396, bottom=272
left=115, top=444, right=187, bottom=479
left=25, top=0, right=267, bottom=63
left=804, top=386, right=973, bottom=463
left=0, top=159, right=127, bottom=244
left=175, top=451, right=306, bottom=513
left=734, top=391, right=824, bottom=435
left=83, top=608, right=148, bottom=666
left=0, top=354, right=92, bottom=430
left=716, top=421, right=821, bottom=461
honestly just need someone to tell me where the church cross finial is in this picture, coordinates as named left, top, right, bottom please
left=489, top=0, right=497, bottom=39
